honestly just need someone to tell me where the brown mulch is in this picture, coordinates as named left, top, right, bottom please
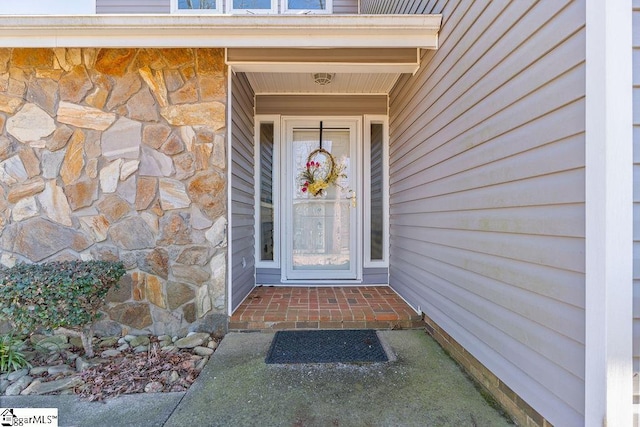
left=77, top=342, right=203, bottom=401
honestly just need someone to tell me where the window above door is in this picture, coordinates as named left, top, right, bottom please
left=172, top=0, right=332, bottom=14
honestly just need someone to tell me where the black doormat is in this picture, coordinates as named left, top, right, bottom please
left=265, top=330, right=388, bottom=364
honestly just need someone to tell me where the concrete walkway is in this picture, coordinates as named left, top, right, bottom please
left=1, top=330, right=513, bottom=427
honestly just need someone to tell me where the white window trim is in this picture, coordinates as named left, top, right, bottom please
left=363, top=115, right=389, bottom=268
left=226, top=0, right=278, bottom=14
left=254, top=115, right=281, bottom=268
left=171, top=0, right=223, bottom=13
left=282, top=0, right=332, bottom=14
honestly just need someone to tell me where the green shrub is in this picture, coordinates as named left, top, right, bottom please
left=0, top=261, right=125, bottom=357
left=0, top=334, right=30, bottom=373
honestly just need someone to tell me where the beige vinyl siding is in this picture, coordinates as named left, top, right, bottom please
left=231, top=72, right=256, bottom=311
left=633, top=0, right=640, bottom=413
left=388, top=0, right=585, bottom=425
left=361, top=0, right=430, bottom=14
left=333, top=0, right=358, bottom=14
left=96, top=0, right=169, bottom=13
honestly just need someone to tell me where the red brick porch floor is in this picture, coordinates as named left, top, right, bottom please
left=229, top=286, right=424, bottom=331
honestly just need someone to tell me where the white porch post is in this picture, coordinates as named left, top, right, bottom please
left=585, top=0, right=634, bottom=425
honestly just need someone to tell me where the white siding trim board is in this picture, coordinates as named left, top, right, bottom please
left=585, top=0, right=634, bottom=425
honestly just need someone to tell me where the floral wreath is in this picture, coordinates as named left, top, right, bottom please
left=299, top=148, right=346, bottom=197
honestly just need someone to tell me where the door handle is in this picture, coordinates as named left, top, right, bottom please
left=349, top=191, right=356, bottom=208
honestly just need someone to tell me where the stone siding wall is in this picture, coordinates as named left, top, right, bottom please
left=0, top=48, right=229, bottom=336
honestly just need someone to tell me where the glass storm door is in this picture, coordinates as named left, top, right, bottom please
left=283, top=118, right=360, bottom=281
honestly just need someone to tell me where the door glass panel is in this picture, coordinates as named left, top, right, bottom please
left=291, top=129, right=351, bottom=272
left=370, top=123, right=384, bottom=261
left=259, top=123, right=275, bottom=261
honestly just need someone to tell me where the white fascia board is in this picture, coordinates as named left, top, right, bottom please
left=228, top=63, right=419, bottom=74
left=0, top=14, right=441, bottom=49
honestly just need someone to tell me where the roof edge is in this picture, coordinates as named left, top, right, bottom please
left=0, top=14, right=442, bottom=49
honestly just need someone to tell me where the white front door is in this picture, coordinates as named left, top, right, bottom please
left=282, top=118, right=361, bottom=281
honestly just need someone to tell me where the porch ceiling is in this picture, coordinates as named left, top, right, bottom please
left=245, top=72, right=400, bottom=94
left=230, top=47, right=419, bottom=94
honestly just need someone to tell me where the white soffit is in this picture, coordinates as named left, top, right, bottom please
left=0, top=14, right=442, bottom=48
left=246, top=72, right=400, bottom=94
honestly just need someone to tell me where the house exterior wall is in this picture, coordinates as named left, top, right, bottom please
left=386, top=1, right=586, bottom=426
left=0, top=48, right=229, bottom=337
left=633, top=0, right=640, bottom=415
left=230, top=72, right=256, bottom=311
left=361, top=0, right=428, bottom=14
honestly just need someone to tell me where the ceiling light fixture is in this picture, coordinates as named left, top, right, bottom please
left=313, top=73, right=334, bottom=86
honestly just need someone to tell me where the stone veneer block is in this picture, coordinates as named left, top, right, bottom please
left=145, top=275, right=166, bottom=308
left=96, top=194, right=130, bottom=222
left=205, top=217, right=227, bottom=248
left=59, top=65, right=92, bottom=103
left=79, top=215, right=110, bottom=242
left=7, top=178, right=45, bottom=203
left=26, top=77, right=58, bottom=116
left=60, top=130, right=85, bottom=185
left=18, top=149, right=41, bottom=178
left=159, top=178, right=191, bottom=210
left=135, top=176, right=156, bottom=210
left=57, top=101, right=116, bottom=131
left=12, top=197, right=38, bottom=222
left=13, top=218, right=88, bottom=262
left=99, top=159, right=122, bottom=193
left=109, top=217, right=155, bottom=250
left=0, top=136, right=12, bottom=161
left=101, top=117, right=142, bottom=160
left=47, top=125, right=74, bottom=152
left=187, top=170, right=226, bottom=219
left=0, top=93, right=23, bottom=114
left=160, top=101, right=225, bottom=127
left=107, top=73, right=142, bottom=111
left=127, top=88, right=159, bottom=122
left=94, top=48, right=136, bottom=77
left=0, top=155, right=28, bottom=184
left=38, top=180, right=72, bottom=227
left=64, top=178, right=98, bottom=210
left=143, top=123, right=171, bottom=149
left=6, top=103, right=56, bottom=143
left=119, top=160, right=139, bottom=182
left=167, top=281, right=195, bottom=311
left=139, top=66, right=168, bottom=107
left=107, top=302, right=152, bottom=330
left=139, top=146, right=173, bottom=177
